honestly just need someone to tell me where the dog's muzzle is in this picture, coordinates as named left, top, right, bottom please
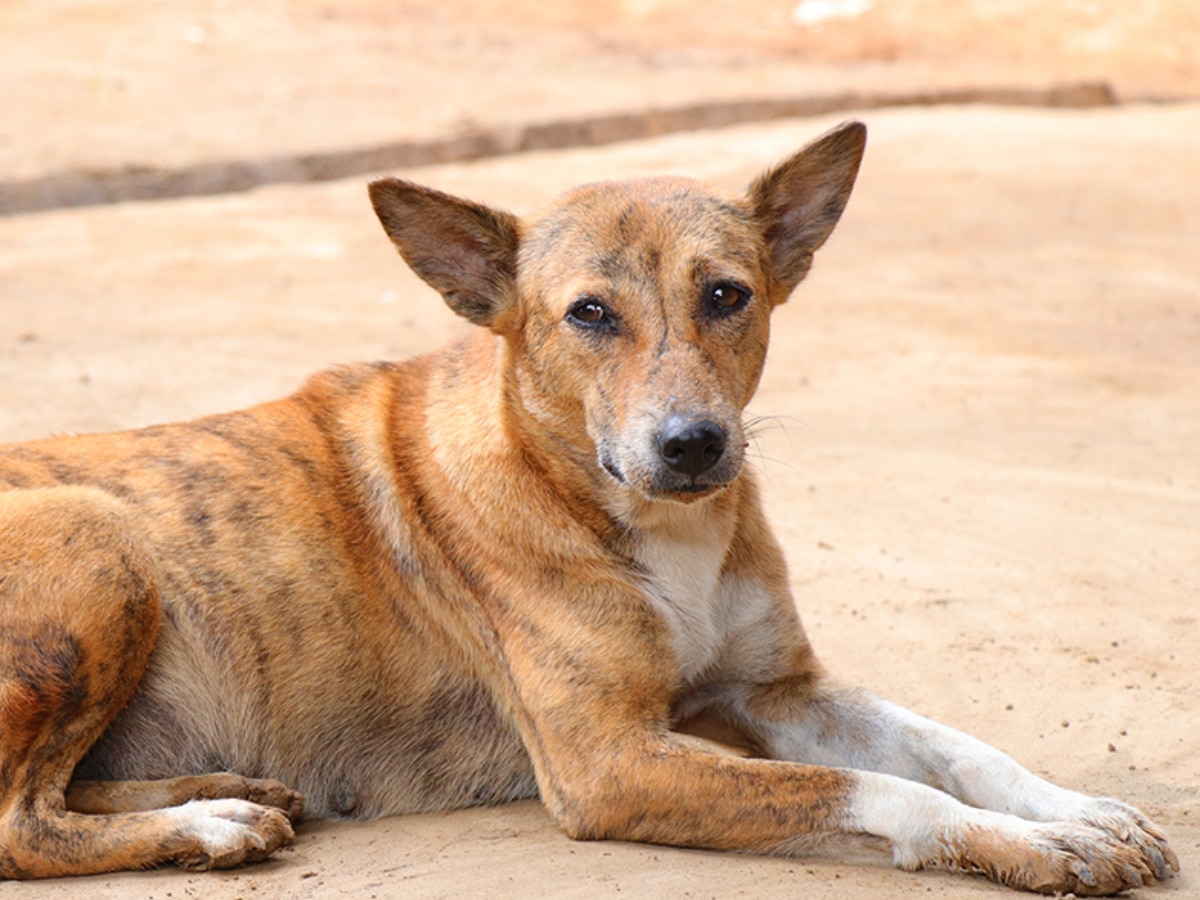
left=596, top=414, right=741, bottom=500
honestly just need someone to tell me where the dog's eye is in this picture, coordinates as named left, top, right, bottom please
left=707, top=282, right=751, bottom=317
left=566, top=297, right=617, bottom=333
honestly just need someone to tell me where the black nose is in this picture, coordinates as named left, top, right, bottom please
left=657, top=417, right=726, bottom=477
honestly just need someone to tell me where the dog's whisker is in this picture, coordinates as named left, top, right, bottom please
left=744, top=414, right=818, bottom=441
left=744, top=450, right=797, bottom=472
left=743, top=416, right=810, bottom=478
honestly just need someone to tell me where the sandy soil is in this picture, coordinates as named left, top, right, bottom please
left=1, top=2, right=1199, bottom=898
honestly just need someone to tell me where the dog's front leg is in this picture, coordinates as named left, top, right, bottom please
left=523, top=698, right=1167, bottom=894
left=499, top=598, right=1170, bottom=895
left=724, top=681, right=1178, bottom=889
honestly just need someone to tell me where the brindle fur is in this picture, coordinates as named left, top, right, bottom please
left=0, top=122, right=1178, bottom=892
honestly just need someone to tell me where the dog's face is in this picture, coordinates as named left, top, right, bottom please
left=512, top=178, right=769, bottom=501
left=369, top=122, right=866, bottom=505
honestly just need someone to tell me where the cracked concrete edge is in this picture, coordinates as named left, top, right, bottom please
left=0, top=81, right=1119, bottom=217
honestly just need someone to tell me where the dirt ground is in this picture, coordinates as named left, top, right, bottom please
left=1, top=1, right=1199, bottom=898
left=2, top=0, right=1198, bottom=193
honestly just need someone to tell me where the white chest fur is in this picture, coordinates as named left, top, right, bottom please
left=628, top=501, right=741, bottom=683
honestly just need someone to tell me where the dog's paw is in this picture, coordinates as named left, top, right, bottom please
left=165, top=798, right=295, bottom=871
left=1070, top=797, right=1179, bottom=884
left=215, top=774, right=305, bottom=822
left=914, top=809, right=1174, bottom=896
left=247, top=778, right=305, bottom=822
left=1013, top=819, right=1172, bottom=895
left=933, top=814, right=1175, bottom=896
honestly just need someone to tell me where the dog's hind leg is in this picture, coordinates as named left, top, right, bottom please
left=0, top=487, right=293, bottom=878
left=67, top=774, right=304, bottom=821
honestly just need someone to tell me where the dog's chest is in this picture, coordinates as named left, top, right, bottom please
left=631, top=513, right=738, bottom=683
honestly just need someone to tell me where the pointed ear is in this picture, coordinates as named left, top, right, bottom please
left=747, top=120, right=866, bottom=300
left=368, top=178, right=521, bottom=330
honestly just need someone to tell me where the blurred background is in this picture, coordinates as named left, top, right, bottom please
left=3, top=0, right=1197, bottom=211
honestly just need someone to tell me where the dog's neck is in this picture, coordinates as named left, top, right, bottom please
left=367, top=323, right=752, bottom=686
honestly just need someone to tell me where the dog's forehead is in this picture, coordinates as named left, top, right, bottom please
left=523, top=176, right=756, bottom=259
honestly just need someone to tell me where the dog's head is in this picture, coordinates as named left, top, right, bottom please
left=369, top=122, right=865, bottom=506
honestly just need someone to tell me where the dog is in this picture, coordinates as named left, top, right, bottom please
left=0, top=121, right=1178, bottom=893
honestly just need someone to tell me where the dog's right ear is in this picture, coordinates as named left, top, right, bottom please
left=368, top=178, right=521, bottom=330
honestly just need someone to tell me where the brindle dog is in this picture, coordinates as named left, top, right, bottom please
left=0, top=122, right=1177, bottom=893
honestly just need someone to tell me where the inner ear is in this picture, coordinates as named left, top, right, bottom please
left=748, top=120, right=867, bottom=300
left=368, top=178, right=521, bottom=330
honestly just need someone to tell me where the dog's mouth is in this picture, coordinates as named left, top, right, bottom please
left=672, top=482, right=717, bottom=495
left=601, top=457, right=625, bottom=484
left=599, top=452, right=733, bottom=502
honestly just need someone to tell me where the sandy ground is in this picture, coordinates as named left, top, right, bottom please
left=2, top=0, right=1197, bottom=192
left=2, top=1, right=1200, bottom=898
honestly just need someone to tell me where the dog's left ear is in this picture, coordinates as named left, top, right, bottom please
left=748, top=120, right=867, bottom=301
left=368, top=178, right=521, bottom=331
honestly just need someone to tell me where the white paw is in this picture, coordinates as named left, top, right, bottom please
left=166, top=798, right=294, bottom=870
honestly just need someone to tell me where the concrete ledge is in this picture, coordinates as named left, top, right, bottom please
left=0, top=82, right=1115, bottom=216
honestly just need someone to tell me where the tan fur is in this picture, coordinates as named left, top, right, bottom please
left=0, top=122, right=1177, bottom=892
